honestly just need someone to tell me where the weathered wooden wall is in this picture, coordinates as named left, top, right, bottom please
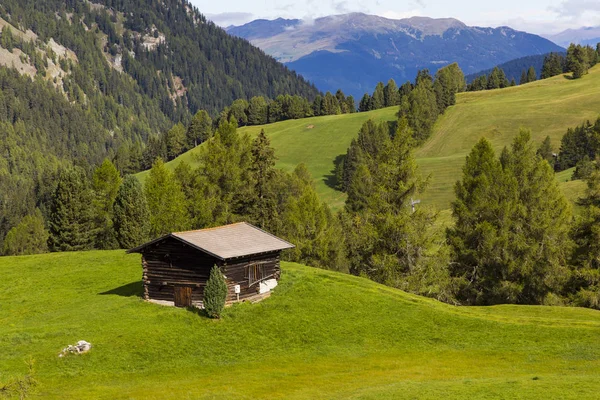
left=223, top=253, right=281, bottom=302
left=140, top=236, right=281, bottom=306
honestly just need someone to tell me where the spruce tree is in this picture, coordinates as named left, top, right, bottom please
left=359, top=93, right=372, bottom=112
left=145, top=158, right=189, bottom=237
left=204, top=265, right=228, bottom=318
left=48, top=167, right=96, bottom=252
left=113, top=175, right=151, bottom=249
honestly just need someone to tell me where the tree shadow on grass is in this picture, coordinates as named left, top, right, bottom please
left=324, top=154, right=345, bottom=190
left=99, top=281, right=143, bottom=298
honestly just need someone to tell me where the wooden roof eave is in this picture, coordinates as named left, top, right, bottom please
left=127, top=234, right=292, bottom=262
left=126, top=234, right=227, bottom=261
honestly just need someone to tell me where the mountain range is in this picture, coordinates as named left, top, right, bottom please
left=227, top=13, right=565, bottom=98
left=545, top=27, right=600, bottom=48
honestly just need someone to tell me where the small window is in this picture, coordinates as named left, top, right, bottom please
left=245, top=262, right=273, bottom=287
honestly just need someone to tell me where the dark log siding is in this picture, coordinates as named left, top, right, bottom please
left=139, top=236, right=281, bottom=306
left=223, top=253, right=281, bottom=302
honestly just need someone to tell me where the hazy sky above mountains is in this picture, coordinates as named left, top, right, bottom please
left=197, top=0, right=600, bottom=34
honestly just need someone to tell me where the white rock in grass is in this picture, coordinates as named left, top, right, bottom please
left=59, top=340, right=92, bottom=357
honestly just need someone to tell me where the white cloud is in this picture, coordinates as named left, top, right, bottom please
left=205, top=12, right=255, bottom=27
left=552, top=0, right=600, bottom=18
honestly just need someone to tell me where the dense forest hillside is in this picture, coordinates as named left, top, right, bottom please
left=465, top=53, right=565, bottom=83
left=0, top=0, right=317, bottom=249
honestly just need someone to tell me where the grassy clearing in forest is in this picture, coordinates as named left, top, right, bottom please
left=138, top=67, right=600, bottom=211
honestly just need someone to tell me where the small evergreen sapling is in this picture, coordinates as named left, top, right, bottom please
left=204, top=265, right=228, bottom=318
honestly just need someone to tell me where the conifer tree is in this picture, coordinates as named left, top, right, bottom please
left=342, top=118, right=455, bottom=301
left=398, top=72, right=439, bottom=143
left=520, top=69, right=528, bottom=85
left=2, top=210, right=48, bottom=256
left=398, top=81, right=413, bottom=101
left=145, top=158, right=188, bottom=237
left=48, top=167, right=96, bottom=252
left=190, top=118, right=252, bottom=227
left=249, top=129, right=277, bottom=229
left=536, top=136, right=555, bottom=167
left=571, top=163, right=600, bottom=308
left=383, top=79, right=399, bottom=107
left=204, top=265, right=228, bottom=318
left=527, top=66, right=537, bottom=82
left=186, top=110, right=212, bottom=149
left=247, top=96, right=268, bottom=125
left=448, top=131, right=573, bottom=305
left=113, top=175, right=150, bottom=249
left=372, top=82, right=385, bottom=109
left=92, top=159, right=122, bottom=249
left=345, top=95, right=356, bottom=113
left=166, top=123, right=186, bottom=160
left=541, top=53, right=565, bottom=79
left=433, top=63, right=465, bottom=112
left=359, top=93, right=372, bottom=112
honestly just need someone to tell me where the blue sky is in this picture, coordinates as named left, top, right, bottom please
left=195, top=0, right=600, bottom=34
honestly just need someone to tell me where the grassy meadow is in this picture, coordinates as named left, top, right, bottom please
left=2, top=250, right=600, bottom=399
left=417, top=67, right=600, bottom=209
left=138, top=66, right=599, bottom=212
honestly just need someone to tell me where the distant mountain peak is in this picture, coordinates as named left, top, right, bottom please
left=227, top=13, right=563, bottom=98
left=545, top=26, right=600, bottom=47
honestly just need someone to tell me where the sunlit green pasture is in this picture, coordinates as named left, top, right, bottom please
left=2, top=251, right=600, bottom=398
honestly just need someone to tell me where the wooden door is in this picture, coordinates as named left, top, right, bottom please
left=174, top=286, right=192, bottom=307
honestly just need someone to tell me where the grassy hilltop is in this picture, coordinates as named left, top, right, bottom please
left=417, top=67, right=600, bottom=208
left=1, top=251, right=600, bottom=398
left=138, top=66, right=600, bottom=210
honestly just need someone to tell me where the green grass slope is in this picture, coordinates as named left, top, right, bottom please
left=138, top=67, right=599, bottom=211
left=136, top=107, right=399, bottom=210
left=418, top=68, right=600, bottom=208
left=2, top=251, right=600, bottom=399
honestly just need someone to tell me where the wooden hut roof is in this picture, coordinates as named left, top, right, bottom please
left=127, top=222, right=294, bottom=260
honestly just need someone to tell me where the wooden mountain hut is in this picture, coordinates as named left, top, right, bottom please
left=127, top=222, right=294, bottom=308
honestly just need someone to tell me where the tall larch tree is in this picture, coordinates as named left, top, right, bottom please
left=144, top=158, right=189, bottom=237
left=92, top=159, right=122, bottom=249
left=448, top=131, right=573, bottom=305
left=186, top=110, right=212, bottom=149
